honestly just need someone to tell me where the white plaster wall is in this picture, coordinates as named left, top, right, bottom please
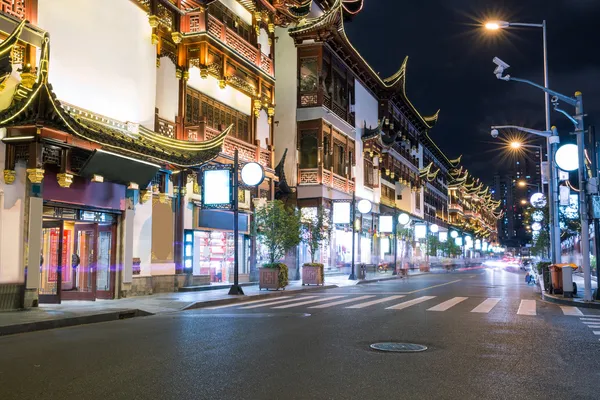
left=0, top=67, right=22, bottom=111
left=273, top=27, right=298, bottom=186
left=183, top=180, right=194, bottom=230
left=132, top=200, right=152, bottom=277
left=258, top=28, right=271, bottom=55
left=353, top=79, right=379, bottom=201
left=156, top=56, right=179, bottom=123
left=187, top=69, right=251, bottom=115
left=0, top=157, right=25, bottom=284
left=219, top=0, right=252, bottom=25
left=38, top=0, right=157, bottom=129
left=256, top=109, right=270, bottom=149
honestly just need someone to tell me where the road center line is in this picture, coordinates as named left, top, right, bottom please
left=400, top=280, right=462, bottom=295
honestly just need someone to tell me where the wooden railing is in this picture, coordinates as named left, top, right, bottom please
left=203, top=126, right=273, bottom=170
left=202, top=14, right=274, bottom=77
left=298, top=166, right=354, bottom=194
left=448, top=203, right=463, bottom=213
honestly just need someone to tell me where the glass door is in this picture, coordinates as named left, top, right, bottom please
left=39, top=221, right=63, bottom=304
left=96, top=224, right=116, bottom=299
left=62, top=223, right=97, bottom=301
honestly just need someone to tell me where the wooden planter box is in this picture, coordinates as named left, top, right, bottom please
left=259, top=268, right=285, bottom=290
left=419, top=263, right=430, bottom=272
left=302, top=265, right=324, bottom=286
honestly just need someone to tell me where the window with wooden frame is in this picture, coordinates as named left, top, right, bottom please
left=415, top=190, right=421, bottom=210
left=382, top=184, right=395, bottom=203
left=323, top=136, right=331, bottom=170
left=364, top=158, right=374, bottom=188
left=333, top=142, right=345, bottom=176
left=299, top=132, right=319, bottom=168
left=299, top=57, right=319, bottom=93
left=208, top=2, right=254, bottom=44
left=185, top=88, right=251, bottom=143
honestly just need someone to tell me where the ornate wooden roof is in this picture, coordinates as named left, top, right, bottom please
left=289, top=0, right=440, bottom=130
left=0, top=29, right=228, bottom=168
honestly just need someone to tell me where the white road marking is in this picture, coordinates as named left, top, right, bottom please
left=582, top=321, right=600, bottom=325
left=386, top=296, right=436, bottom=310
left=427, top=297, right=468, bottom=312
left=272, top=295, right=346, bottom=309
left=309, top=295, right=375, bottom=309
left=241, top=296, right=316, bottom=309
left=402, top=280, right=461, bottom=295
left=471, top=298, right=501, bottom=313
left=593, top=331, right=600, bottom=335
left=203, top=296, right=294, bottom=309
left=517, top=300, right=537, bottom=316
left=560, top=306, right=584, bottom=316
left=585, top=325, right=600, bottom=329
left=580, top=316, right=600, bottom=319
left=346, top=295, right=405, bottom=309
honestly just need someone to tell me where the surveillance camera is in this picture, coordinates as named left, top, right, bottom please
left=493, top=57, right=510, bottom=69
left=491, top=129, right=499, bottom=138
left=551, top=96, right=559, bottom=104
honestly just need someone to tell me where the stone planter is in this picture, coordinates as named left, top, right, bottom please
left=259, top=267, right=285, bottom=290
left=302, top=264, right=324, bottom=286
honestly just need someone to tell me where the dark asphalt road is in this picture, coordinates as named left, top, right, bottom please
left=1, top=267, right=599, bottom=400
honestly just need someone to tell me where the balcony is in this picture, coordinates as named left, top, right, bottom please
left=184, top=14, right=274, bottom=77
left=189, top=125, right=273, bottom=171
left=448, top=203, right=463, bottom=214
left=298, top=167, right=354, bottom=195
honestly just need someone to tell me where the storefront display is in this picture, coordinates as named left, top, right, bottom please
left=191, top=230, right=249, bottom=283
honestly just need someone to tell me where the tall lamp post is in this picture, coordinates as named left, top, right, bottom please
left=493, top=59, right=592, bottom=300
left=350, top=197, right=372, bottom=280
left=485, top=20, right=561, bottom=265
left=229, top=153, right=264, bottom=295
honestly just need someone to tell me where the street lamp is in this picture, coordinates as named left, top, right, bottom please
left=229, top=154, right=264, bottom=295
left=520, top=199, right=527, bottom=205
left=349, top=196, right=372, bottom=280
left=485, top=19, right=561, bottom=265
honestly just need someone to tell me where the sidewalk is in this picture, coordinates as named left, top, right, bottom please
left=540, top=271, right=600, bottom=309
left=0, top=272, right=422, bottom=336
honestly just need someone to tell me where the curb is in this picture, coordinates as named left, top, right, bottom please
left=183, top=284, right=339, bottom=310
left=0, top=309, right=153, bottom=337
left=541, top=292, right=600, bottom=309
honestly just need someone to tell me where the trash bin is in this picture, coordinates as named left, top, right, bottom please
left=560, top=264, right=578, bottom=298
left=358, top=264, right=366, bottom=280
left=548, top=264, right=578, bottom=296
left=549, top=264, right=563, bottom=294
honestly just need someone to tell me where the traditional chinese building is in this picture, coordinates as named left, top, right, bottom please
left=274, top=0, right=500, bottom=270
left=0, top=0, right=307, bottom=310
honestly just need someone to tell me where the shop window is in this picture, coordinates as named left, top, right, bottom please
left=300, top=134, right=318, bottom=168
left=299, top=58, right=318, bottom=93
left=416, top=190, right=421, bottom=210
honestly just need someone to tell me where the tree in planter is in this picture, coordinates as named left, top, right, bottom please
left=253, top=200, right=301, bottom=287
left=301, top=206, right=332, bottom=268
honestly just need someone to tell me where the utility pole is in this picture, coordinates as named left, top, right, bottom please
left=574, top=92, right=592, bottom=301
left=589, top=126, right=600, bottom=299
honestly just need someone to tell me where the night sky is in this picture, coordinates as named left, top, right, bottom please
left=345, top=0, right=600, bottom=183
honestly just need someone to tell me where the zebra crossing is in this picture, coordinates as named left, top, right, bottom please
left=576, top=314, right=600, bottom=340
left=203, top=294, right=594, bottom=317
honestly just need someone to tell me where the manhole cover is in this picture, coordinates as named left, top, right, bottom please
left=370, top=342, right=428, bottom=352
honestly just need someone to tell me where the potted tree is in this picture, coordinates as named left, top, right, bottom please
left=301, top=206, right=332, bottom=286
left=254, top=200, right=301, bottom=290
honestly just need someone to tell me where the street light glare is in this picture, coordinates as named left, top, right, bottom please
left=520, top=199, right=527, bottom=205
left=510, top=141, right=522, bottom=149
left=485, top=22, right=500, bottom=30
left=518, top=181, right=526, bottom=187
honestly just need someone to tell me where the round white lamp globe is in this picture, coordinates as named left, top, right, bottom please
left=357, top=199, right=372, bottom=214
left=555, top=144, right=579, bottom=172
left=530, top=193, right=547, bottom=208
left=430, top=224, right=439, bottom=233
left=531, top=222, right=542, bottom=231
left=241, top=162, right=264, bottom=186
left=450, top=231, right=459, bottom=239
left=398, top=213, right=410, bottom=226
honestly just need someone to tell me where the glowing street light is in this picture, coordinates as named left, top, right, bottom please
left=484, top=20, right=510, bottom=30
left=520, top=199, right=527, bottom=205
left=510, top=141, right=522, bottom=149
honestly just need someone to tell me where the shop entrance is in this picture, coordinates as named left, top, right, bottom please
left=39, top=207, right=117, bottom=303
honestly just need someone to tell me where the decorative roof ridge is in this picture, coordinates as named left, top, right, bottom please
left=289, top=0, right=343, bottom=35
